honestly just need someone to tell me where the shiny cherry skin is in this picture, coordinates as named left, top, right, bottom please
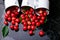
left=4, top=21, right=8, bottom=25
left=27, top=25, right=31, bottom=30
left=10, top=25, right=14, bottom=30
left=14, top=26, right=19, bottom=31
left=15, top=18, right=20, bottom=23
left=29, top=30, right=34, bottom=35
left=8, top=17, right=11, bottom=22
left=39, top=30, right=45, bottom=36
left=23, top=26, right=27, bottom=31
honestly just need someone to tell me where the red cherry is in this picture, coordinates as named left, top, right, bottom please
left=29, top=30, right=34, bottom=35
left=20, top=14, right=25, bottom=19
left=29, top=11, right=32, bottom=14
left=32, top=16, right=36, bottom=21
left=37, top=16, right=41, bottom=19
left=43, top=11, right=47, bottom=16
left=40, top=20, right=44, bottom=24
left=4, top=21, right=8, bottom=25
left=15, top=7, right=18, bottom=10
left=15, top=22, right=19, bottom=27
left=23, top=26, right=27, bottom=31
left=35, top=19, right=38, bottom=23
left=36, top=22, right=40, bottom=26
left=34, top=14, right=36, bottom=16
left=39, top=10, right=43, bottom=14
left=14, top=26, right=18, bottom=31
left=26, top=18, right=30, bottom=21
left=30, top=8, right=34, bottom=12
left=6, top=10, right=10, bottom=15
left=15, top=12, right=19, bottom=15
left=10, top=25, right=14, bottom=30
left=31, top=25, right=35, bottom=31
left=4, top=16, right=8, bottom=20
left=29, top=14, right=33, bottom=18
left=11, top=21, right=15, bottom=25
left=27, top=25, right=31, bottom=30
left=25, top=11, right=29, bottom=14
left=22, top=19, right=25, bottom=23
left=21, top=15, right=25, bottom=19
left=25, top=15, right=28, bottom=18
left=40, top=13, right=43, bottom=16
left=39, top=30, right=45, bottom=36
left=8, top=17, right=11, bottom=21
left=11, top=13, right=16, bottom=17
left=23, top=21, right=27, bottom=26
left=31, top=21, right=35, bottom=25
left=27, top=21, right=31, bottom=25
left=41, top=16, right=45, bottom=20
left=5, top=14, right=9, bottom=18
left=20, top=14, right=24, bottom=17
left=15, top=18, right=20, bottom=23
left=12, top=17, right=16, bottom=21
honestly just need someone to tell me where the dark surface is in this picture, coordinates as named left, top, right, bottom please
left=0, top=0, right=60, bottom=40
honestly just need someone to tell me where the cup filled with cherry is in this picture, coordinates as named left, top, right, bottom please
left=4, top=6, right=48, bottom=37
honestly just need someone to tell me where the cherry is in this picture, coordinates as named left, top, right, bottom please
left=8, top=17, right=11, bottom=22
left=14, top=26, right=18, bottom=31
left=26, top=18, right=30, bottom=21
left=4, top=21, right=8, bottom=25
left=15, top=22, right=19, bottom=27
left=41, top=16, right=45, bottom=20
left=11, top=21, right=15, bottom=25
left=20, top=14, right=24, bottom=17
left=37, top=16, right=41, bottom=19
left=25, top=11, right=29, bottom=15
left=23, top=21, right=27, bottom=26
left=29, top=14, right=33, bottom=18
left=29, top=30, right=34, bottom=35
left=25, top=15, right=28, bottom=18
left=39, top=10, right=43, bottom=14
left=36, top=22, right=40, bottom=26
left=15, top=18, right=20, bottom=23
left=40, top=13, right=43, bottom=17
left=4, top=17, right=7, bottom=20
left=29, top=11, right=32, bottom=14
left=35, top=19, right=38, bottom=23
left=31, top=21, right=35, bottom=25
left=32, top=16, right=36, bottom=21
left=21, top=15, right=25, bottom=19
left=39, top=30, right=45, bottom=36
left=43, top=11, right=47, bottom=16
left=5, top=14, right=9, bottom=18
left=27, top=25, right=31, bottom=30
left=15, top=7, right=18, bottom=10
left=12, top=17, right=16, bottom=21
left=15, top=11, right=19, bottom=15
left=6, top=10, right=10, bottom=15
left=40, top=20, right=44, bottom=24
left=22, top=19, right=25, bottom=23
left=30, top=8, right=33, bottom=12
left=10, top=25, right=14, bottom=30
left=31, top=25, right=35, bottom=31
left=11, top=13, right=16, bottom=17
left=27, top=21, right=31, bottom=25
left=23, top=26, right=27, bottom=31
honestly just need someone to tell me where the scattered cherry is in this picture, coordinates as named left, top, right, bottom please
left=39, top=30, right=45, bottom=37
left=10, top=25, right=14, bottom=30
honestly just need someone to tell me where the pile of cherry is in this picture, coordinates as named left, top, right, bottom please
left=20, top=7, right=47, bottom=36
left=4, top=6, right=47, bottom=36
left=4, top=6, right=20, bottom=31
